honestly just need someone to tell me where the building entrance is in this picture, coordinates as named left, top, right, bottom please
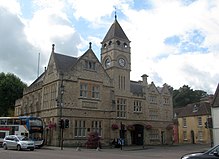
left=131, top=124, right=144, bottom=145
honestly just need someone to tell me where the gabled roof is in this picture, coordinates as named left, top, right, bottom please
left=102, top=19, right=130, bottom=43
left=174, top=101, right=211, bottom=118
left=28, top=72, right=45, bottom=88
left=212, top=83, right=219, bottom=108
left=78, top=47, right=98, bottom=62
left=53, top=53, right=78, bottom=73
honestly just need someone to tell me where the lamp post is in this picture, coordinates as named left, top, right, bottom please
left=58, top=73, right=64, bottom=149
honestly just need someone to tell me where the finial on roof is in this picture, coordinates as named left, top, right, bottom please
left=114, top=6, right=117, bottom=20
left=89, top=42, right=92, bottom=49
left=52, top=44, right=55, bottom=53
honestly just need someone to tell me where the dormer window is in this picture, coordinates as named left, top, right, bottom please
left=85, top=60, right=96, bottom=71
left=193, top=105, right=198, bottom=112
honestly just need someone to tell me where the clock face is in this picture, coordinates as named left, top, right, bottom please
left=118, top=58, right=125, bottom=67
left=105, top=58, right=111, bottom=68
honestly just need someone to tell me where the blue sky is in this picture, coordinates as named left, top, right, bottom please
left=0, top=0, right=218, bottom=94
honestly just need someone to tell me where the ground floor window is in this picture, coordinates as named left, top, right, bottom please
left=183, top=131, right=187, bottom=140
left=149, top=129, right=159, bottom=141
left=91, top=121, right=102, bottom=136
left=197, top=131, right=203, bottom=141
left=74, top=120, right=86, bottom=137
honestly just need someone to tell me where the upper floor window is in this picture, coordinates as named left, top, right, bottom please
left=116, top=98, right=126, bottom=118
left=92, top=85, right=100, bottom=99
left=149, top=109, right=158, bottom=120
left=183, top=118, right=187, bottom=127
left=85, top=60, right=96, bottom=71
left=149, top=95, right=157, bottom=104
left=193, top=105, right=198, bottom=112
left=80, top=82, right=100, bottom=99
left=163, top=97, right=170, bottom=105
left=198, top=116, right=202, bottom=126
left=134, top=100, right=142, bottom=112
left=80, top=83, right=88, bottom=98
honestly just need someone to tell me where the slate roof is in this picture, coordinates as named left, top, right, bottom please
left=53, top=53, right=78, bottom=73
left=102, top=19, right=130, bottom=43
left=28, top=72, right=45, bottom=88
left=130, top=81, right=143, bottom=95
left=174, top=101, right=211, bottom=118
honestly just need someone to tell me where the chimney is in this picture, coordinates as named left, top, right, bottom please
left=141, top=74, right=148, bottom=86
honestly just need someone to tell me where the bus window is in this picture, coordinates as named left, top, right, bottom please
left=14, top=119, right=20, bottom=125
left=20, top=119, right=26, bottom=125
left=0, top=132, right=6, bottom=138
left=21, top=132, right=28, bottom=137
left=29, top=119, right=43, bottom=126
left=13, top=126, right=19, bottom=131
left=8, top=119, right=13, bottom=125
left=31, top=132, right=43, bottom=141
left=0, top=119, right=7, bottom=125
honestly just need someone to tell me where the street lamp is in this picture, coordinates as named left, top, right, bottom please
left=58, top=73, right=64, bottom=149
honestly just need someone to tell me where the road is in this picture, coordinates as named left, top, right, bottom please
left=0, top=144, right=211, bottom=159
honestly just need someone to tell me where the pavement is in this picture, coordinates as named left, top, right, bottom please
left=42, top=143, right=211, bottom=152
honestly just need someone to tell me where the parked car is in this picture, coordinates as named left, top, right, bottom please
left=2, top=135, right=35, bottom=151
left=181, top=145, right=219, bottom=159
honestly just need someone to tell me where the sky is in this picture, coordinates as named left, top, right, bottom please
left=0, top=0, right=218, bottom=94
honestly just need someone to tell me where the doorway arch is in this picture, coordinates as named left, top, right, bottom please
left=191, top=130, right=195, bottom=144
left=131, top=124, right=144, bottom=145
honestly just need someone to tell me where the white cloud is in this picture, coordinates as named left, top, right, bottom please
left=0, top=5, right=38, bottom=83
left=67, top=0, right=115, bottom=21
left=0, top=0, right=218, bottom=94
left=149, top=52, right=219, bottom=93
left=24, top=3, right=82, bottom=68
left=114, top=0, right=219, bottom=93
left=0, top=0, right=21, bottom=15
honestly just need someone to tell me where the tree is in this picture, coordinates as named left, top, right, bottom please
left=85, top=132, right=101, bottom=149
left=0, top=72, right=27, bottom=116
left=173, top=85, right=208, bottom=108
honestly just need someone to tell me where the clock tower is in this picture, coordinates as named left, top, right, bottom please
left=101, top=17, right=131, bottom=93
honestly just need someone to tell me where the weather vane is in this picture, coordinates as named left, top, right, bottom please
left=114, top=6, right=117, bottom=20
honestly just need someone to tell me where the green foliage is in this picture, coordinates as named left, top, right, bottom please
left=0, top=72, right=27, bottom=116
left=173, top=85, right=208, bottom=108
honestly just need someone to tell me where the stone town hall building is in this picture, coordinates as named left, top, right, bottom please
left=15, top=18, right=173, bottom=147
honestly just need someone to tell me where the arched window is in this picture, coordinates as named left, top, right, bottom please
left=103, top=43, right=107, bottom=48
left=116, top=40, right=120, bottom=45
left=124, top=43, right=128, bottom=48
left=108, top=41, right=112, bottom=45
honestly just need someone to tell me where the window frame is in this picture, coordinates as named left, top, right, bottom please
left=116, top=98, right=126, bottom=118
left=74, top=120, right=86, bottom=138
